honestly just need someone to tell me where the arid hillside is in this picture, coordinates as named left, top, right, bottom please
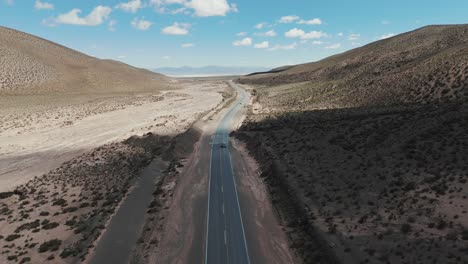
left=239, top=24, right=468, bottom=110
left=235, top=25, right=468, bottom=264
left=0, top=26, right=171, bottom=95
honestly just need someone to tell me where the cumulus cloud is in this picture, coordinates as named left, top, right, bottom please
left=186, top=0, right=237, bottom=17
left=255, top=30, right=276, bottom=37
left=254, top=41, right=269, bottom=49
left=285, top=28, right=327, bottom=39
left=55, top=6, right=112, bottom=26
left=255, top=22, right=267, bottom=29
left=312, top=41, right=323, bottom=45
left=116, top=0, right=143, bottom=13
left=162, top=22, right=190, bottom=35
left=182, top=43, right=194, bottom=48
left=233, top=37, right=252, bottom=47
left=236, top=32, right=247, bottom=36
left=325, top=43, right=341, bottom=49
left=269, top=42, right=297, bottom=51
left=337, top=32, right=344, bottom=37
left=279, top=15, right=300, bottom=23
left=35, top=0, right=54, bottom=10
left=298, top=18, right=322, bottom=25
left=131, top=17, right=153, bottom=30
left=380, top=33, right=395, bottom=39
left=348, top=33, right=360, bottom=40
left=150, top=0, right=236, bottom=16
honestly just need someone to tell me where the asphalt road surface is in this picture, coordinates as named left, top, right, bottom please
left=205, top=82, right=251, bottom=264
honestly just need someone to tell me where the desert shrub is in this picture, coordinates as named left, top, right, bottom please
left=5, top=234, right=21, bottom=241
left=7, top=255, right=17, bottom=261
left=15, top=220, right=40, bottom=233
left=39, top=211, right=49, bottom=216
left=19, top=257, right=31, bottom=263
left=446, top=230, right=458, bottom=241
left=42, top=222, right=59, bottom=230
left=38, top=239, right=62, bottom=253
left=461, top=229, right=468, bottom=240
left=436, top=219, right=447, bottom=230
left=0, top=192, right=14, bottom=199
left=62, top=207, right=78, bottom=213
left=65, top=219, right=76, bottom=226
left=60, top=246, right=80, bottom=259
left=401, top=223, right=412, bottom=234
left=52, top=199, right=67, bottom=206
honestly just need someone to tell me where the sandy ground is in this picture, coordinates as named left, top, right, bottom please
left=0, top=80, right=227, bottom=192
left=238, top=95, right=468, bottom=263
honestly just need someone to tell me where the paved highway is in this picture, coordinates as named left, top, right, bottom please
left=205, top=81, right=250, bottom=264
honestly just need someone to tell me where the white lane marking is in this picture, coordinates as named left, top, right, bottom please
left=222, top=203, right=225, bottom=215
left=204, top=145, right=214, bottom=264
left=221, top=185, right=223, bottom=193
left=224, top=230, right=227, bottom=245
left=226, top=83, right=252, bottom=264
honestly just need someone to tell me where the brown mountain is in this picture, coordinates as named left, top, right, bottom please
left=239, top=24, right=468, bottom=111
left=0, top=26, right=170, bottom=95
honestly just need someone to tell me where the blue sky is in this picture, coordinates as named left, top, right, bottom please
left=1, top=0, right=467, bottom=69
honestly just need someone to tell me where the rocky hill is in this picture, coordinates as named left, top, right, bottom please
left=236, top=25, right=468, bottom=264
left=0, top=26, right=170, bottom=95
left=239, top=25, right=468, bottom=111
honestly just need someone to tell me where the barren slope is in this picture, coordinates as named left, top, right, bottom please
left=236, top=25, right=468, bottom=264
left=239, top=24, right=468, bottom=110
left=0, top=26, right=171, bottom=95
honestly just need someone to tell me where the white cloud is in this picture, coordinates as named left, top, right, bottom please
left=151, top=0, right=186, bottom=5
left=279, top=15, right=300, bottom=23
left=312, top=41, right=323, bottom=45
left=381, top=20, right=390, bottom=25
left=269, top=42, right=297, bottom=51
left=233, top=37, right=252, bottom=47
left=131, top=17, right=153, bottom=30
left=162, top=22, right=190, bottom=35
left=182, top=43, right=194, bottom=48
left=254, top=41, right=269, bottom=49
left=256, top=30, right=276, bottom=37
left=255, top=22, right=267, bottom=29
left=35, top=0, right=54, bottom=10
left=380, top=33, right=395, bottom=39
left=108, top=19, right=117, bottom=31
left=351, top=42, right=361, bottom=46
left=298, top=18, right=322, bottom=25
left=118, top=55, right=126, bottom=59
left=348, top=33, right=360, bottom=40
left=325, top=43, right=341, bottom=49
left=150, top=0, right=236, bottom=16
left=116, top=0, right=143, bottom=13
left=185, top=0, right=237, bottom=17
left=285, top=28, right=327, bottom=39
left=162, top=55, right=171, bottom=60
left=337, top=32, right=344, bottom=37
left=55, top=6, right=112, bottom=26
left=237, top=32, right=247, bottom=36
left=150, top=0, right=186, bottom=13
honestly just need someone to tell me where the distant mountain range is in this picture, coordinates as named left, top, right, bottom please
left=151, top=66, right=272, bottom=77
